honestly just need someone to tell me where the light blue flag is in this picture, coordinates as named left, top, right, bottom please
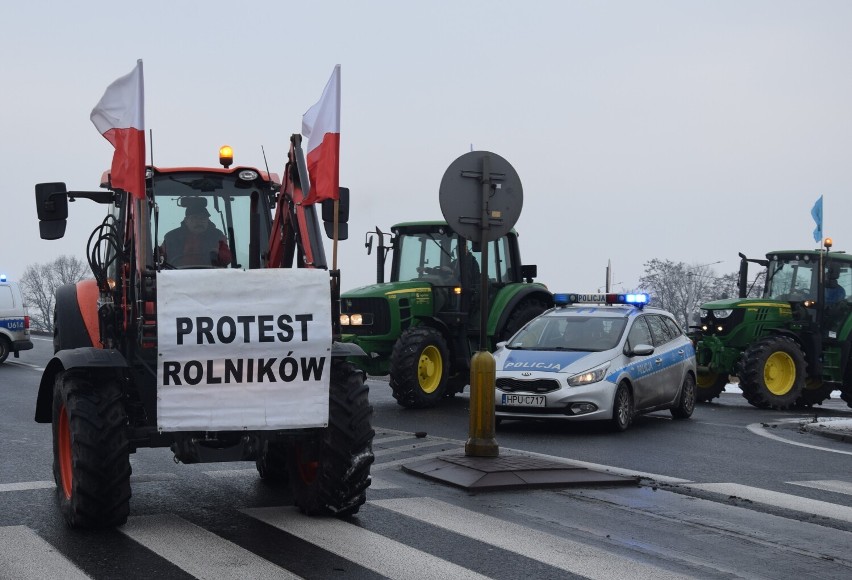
left=811, top=195, right=823, bottom=243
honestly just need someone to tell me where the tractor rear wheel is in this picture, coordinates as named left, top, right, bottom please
left=499, top=299, right=549, bottom=342
left=52, top=370, right=131, bottom=529
left=289, top=360, right=373, bottom=516
left=695, top=370, right=728, bottom=402
left=389, top=326, right=450, bottom=408
left=841, top=390, right=852, bottom=409
left=738, top=336, right=806, bottom=410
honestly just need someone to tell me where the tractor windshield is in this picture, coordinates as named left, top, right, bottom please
left=765, top=256, right=817, bottom=301
left=150, top=171, right=272, bottom=269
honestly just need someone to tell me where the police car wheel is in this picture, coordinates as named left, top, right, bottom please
left=0, top=337, right=9, bottom=364
left=610, top=383, right=633, bottom=432
left=671, top=373, right=696, bottom=419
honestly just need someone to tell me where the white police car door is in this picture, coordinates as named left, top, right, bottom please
left=644, top=314, right=686, bottom=408
left=624, top=315, right=660, bottom=410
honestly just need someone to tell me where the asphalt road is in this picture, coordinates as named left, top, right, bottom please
left=2, top=338, right=852, bottom=579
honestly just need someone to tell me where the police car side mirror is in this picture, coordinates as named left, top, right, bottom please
left=35, top=182, right=69, bottom=240
left=629, top=343, right=654, bottom=357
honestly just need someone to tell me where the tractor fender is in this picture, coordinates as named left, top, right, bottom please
left=34, top=348, right=128, bottom=423
left=332, top=341, right=367, bottom=358
left=411, top=316, right=451, bottom=339
left=489, top=284, right=553, bottom=337
left=54, top=280, right=100, bottom=351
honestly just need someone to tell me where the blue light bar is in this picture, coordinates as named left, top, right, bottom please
left=554, top=292, right=650, bottom=307
left=0, top=274, right=6, bottom=282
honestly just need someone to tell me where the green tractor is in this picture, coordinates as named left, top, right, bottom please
left=694, top=240, right=852, bottom=409
left=340, top=221, right=552, bottom=408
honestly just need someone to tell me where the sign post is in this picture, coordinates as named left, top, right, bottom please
left=439, top=151, right=523, bottom=457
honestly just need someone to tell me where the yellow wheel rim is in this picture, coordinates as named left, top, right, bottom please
left=417, top=345, right=443, bottom=394
left=764, top=351, right=796, bottom=396
left=697, top=371, right=721, bottom=388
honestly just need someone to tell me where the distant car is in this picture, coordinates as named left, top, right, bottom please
left=0, top=275, right=33, bottom=364
left=494, top=292, right=696, bottom=431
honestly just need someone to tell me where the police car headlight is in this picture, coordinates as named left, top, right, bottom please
left=713, top=309, right=733, bottom=319
left=567, top=363, right=610, bottom=387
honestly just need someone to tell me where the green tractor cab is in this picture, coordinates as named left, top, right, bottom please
left=341, top=221, right=552, bottom=408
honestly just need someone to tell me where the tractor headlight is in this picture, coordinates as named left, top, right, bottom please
left=713, top=309, right=733, bottom=319
left=700, top=309, right=709, bottom=319
left=340, top=313, right=364, bottom=326
left=567, top=363, right=610, bottom=387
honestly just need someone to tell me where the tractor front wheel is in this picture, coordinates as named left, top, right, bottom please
left=289, top=360, right=374, bottom=517
left=738, top=336, right=806, bottom=410
left=52, top=370, right=131, bottom=529
left=389, top=326, right=450, bottom=408
left=695, top=370, right=728, bottom=402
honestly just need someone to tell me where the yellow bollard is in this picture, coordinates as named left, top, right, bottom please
left=465, top=350, right=499, bottom=457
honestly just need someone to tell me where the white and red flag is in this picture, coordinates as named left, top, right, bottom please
left=90, top=59, right=146, bottom=200
left=301, top=65, right=340, bottom=205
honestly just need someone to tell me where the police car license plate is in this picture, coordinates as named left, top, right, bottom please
left=501, top=394, right=546, bottom=407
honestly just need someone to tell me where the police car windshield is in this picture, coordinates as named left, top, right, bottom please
left=508, top=315, right=627, bottom=352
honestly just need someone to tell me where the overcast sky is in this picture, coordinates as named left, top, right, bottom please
left=3, top=1, right=851, bottom=295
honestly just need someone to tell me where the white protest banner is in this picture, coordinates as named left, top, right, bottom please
left=156, top=268, right=331, bottom=431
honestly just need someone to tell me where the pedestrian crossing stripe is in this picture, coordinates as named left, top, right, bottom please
left=787, top=479, right=852, bottom=496
left=242, top=505, right=491, bottom=580
left=0, top=526, right=90, bottom=580
left=686, top=482, right=852, bottom=524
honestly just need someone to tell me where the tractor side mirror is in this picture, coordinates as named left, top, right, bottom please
left=521, top=264, right=538, bottom=282
left=35, top=182, right=69, bottom=240
left=322, top=187, right=349, bottom=240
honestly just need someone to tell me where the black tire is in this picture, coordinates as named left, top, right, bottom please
left=256, top=442, right=289, bottom=484
left=671, top=373, right=696, bottom=419
left=738, top=336, right=806, bottom=410
left=499, top=299, right=549, bottom=342
left=609, top=382, right=633, bottom=432
left=0, top=336, right=9, bottom=365
left=841, top=389, right=852, bottom=409
left=794, top=379, right=834, bottom=408
left=52, top=370, right=131, bottom=529
left=389, top=326, right=450, bottom=408
left=695, top=371, right=727, bottom=402
left=289, top=360, right=374, bottom=517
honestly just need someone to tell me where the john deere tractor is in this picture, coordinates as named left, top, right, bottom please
left=694, top=239, right=852, bottom=409
left=340, top=221, right=552, bottom=408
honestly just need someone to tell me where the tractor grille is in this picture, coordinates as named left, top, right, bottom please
left=341, top=297, right=391, bottom=336
left=496, top=377, right=561, bottom=393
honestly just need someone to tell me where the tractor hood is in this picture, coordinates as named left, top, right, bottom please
left=342, top=280, right=436, bottom=300
left=700, top=297, right=791, bottom=311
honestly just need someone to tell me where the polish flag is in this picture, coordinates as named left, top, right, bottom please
left=301, top=65, right=340, bottom=205
left=90, top=60, right=146, bottom=200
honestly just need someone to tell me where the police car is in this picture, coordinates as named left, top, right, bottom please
left=494, top=292, right=696, bottom=431
left=0, top=274, right=33, bottom=364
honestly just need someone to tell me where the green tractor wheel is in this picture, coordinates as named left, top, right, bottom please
left=695, top=371, right=728, bottom=402
left=389, top=326, right=450, bottom=408
left=738, top=335, right=806, bottom=410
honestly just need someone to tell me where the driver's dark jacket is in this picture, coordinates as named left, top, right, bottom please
left=162, top=221, right=231, bottom=267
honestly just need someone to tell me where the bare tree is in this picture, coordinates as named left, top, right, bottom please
left=639, top=259, right=768, bottom=330
left=20, top=255, right=89, bottom=332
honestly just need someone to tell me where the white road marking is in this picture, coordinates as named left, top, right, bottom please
left=0, top=481, right=54, bottom=493
left=0, top=526, right=91, bottom=580
left=371, top=497, right=693, bottom=580
left=787, top=479, right=852, bottom=496
left=120, top=513, right=300, bottom=580
left=242, top=505, right=490, bottom=580
left=747, top=422, right=852, bottom=456
left=685, top=483, right=852, bottom=524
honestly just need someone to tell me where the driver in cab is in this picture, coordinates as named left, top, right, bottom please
left=161, top=198, right=231, bottom=267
